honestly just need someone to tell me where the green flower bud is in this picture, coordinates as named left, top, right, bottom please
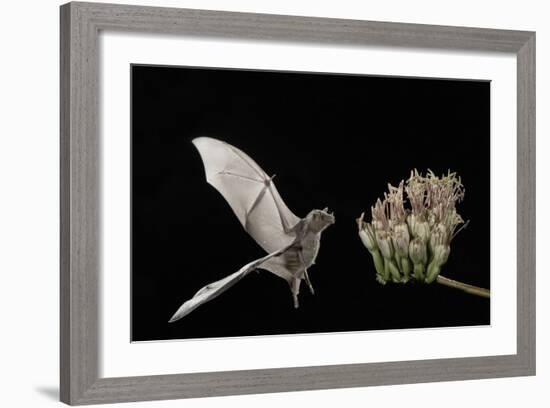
left=425, top=239, right=451, bottom=283
left=358, top=222, right=378, bottom=253
left=413, top=263, right=425, bottom=280
left=425, top=244, right=449, bottom=284
left=393, top=223, right=410, bottom=258
left=409, top=237, right=427, bottom=266
left=414, top=221, right=430, bottom=242
left=432, top=243, right=450, bottom=266
left=429, top=223, right=449, bottom=254
left=400, top=257, right=411, bottom=282
left=425, top=262, right=441, bottom=283
left=357, top=214, right=387, bottom=283
left=375, top=229, right=394, bottom=260
left=384, top=258, right=401, bottom=282
left=371, top=250, right=386, bottom=283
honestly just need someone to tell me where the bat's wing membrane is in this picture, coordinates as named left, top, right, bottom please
left=168, top=243, right=293, bottom=322
left=192, top=137, right=300, bottom=253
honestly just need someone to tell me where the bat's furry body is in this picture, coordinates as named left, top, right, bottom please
left=169, top=137, right=334, bottom=322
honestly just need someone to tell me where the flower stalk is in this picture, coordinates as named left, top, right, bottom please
left=436, top=275, right=490, bottom=298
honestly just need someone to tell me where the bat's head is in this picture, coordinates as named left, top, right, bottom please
left=305, top=208, right=335, bottom=233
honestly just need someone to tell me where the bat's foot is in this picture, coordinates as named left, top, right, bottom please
left=293, top=294, right=299, bottom=308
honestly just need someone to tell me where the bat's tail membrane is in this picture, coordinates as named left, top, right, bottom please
left=168, top=243, right=293, bottom=323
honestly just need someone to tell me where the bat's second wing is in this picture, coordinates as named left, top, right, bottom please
left=192, top=137, right=301, bottom=253
left=168, top=242, right=294, bottom=322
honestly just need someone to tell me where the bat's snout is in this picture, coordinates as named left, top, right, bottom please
left=323, top=207, right=335, bottom=217
left=321, top=208, right=335, bottom=225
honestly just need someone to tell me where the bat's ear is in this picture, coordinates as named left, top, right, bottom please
left=323, top=207, right=328, bottom=212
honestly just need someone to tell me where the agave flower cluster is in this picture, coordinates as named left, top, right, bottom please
left=357, top=170, right=467, bottom=285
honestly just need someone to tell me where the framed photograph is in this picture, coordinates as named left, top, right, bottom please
left=60, top=1, right=535, bottom=405
left=131, top=65, right=491, bottom=342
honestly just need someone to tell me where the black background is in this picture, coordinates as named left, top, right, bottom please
left=131, top=65, right=490, bottom=342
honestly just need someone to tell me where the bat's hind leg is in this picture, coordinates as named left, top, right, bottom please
left=290, top=278, right=301, bottom=308
left=297, top=251, right=315, bottom=295
left=289, top=270, right=313, bottom=308
left=304, top=269, right=315, bottom=295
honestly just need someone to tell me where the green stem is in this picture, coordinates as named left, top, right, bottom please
left=369, top=250, right=385, bottom=278
left=436, top=275, right=490, bottom=298
left=382, top=258, right=391, bottom=282
left=412, top=263, right=425, bottom=280
left=387, top=259, right=401, bottom=282
left=400, top=257, right=411, bottom=282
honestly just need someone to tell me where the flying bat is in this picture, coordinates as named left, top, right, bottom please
left=169, top=137, right=335, bottom=322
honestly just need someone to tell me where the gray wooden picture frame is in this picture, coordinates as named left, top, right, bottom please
left=60, top=1, right=536, bottom=405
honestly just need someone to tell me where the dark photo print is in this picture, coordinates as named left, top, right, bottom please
left=131, top=64, right=490, bottom=342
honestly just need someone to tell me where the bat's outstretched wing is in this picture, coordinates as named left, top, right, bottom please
left=192, top=137, right=300, bottom=253
left=168, top=243, right=293, bottom=322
